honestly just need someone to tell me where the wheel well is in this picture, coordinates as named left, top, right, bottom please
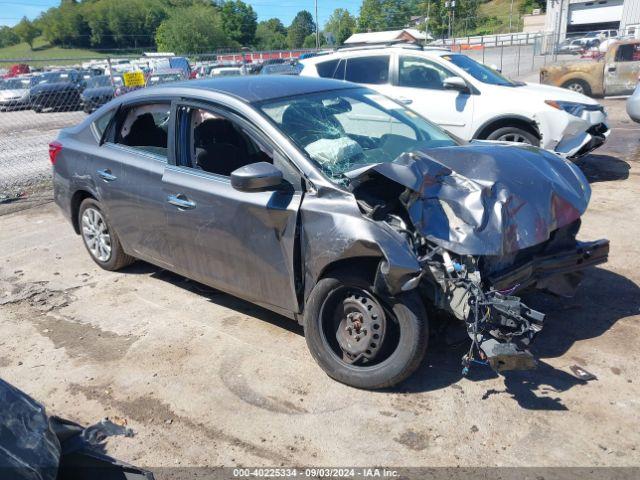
left=70, top=190, right=95, bottom=234
left=474, top=117, right=540, bottom=141
left=318, top=257, right=382, bottom=286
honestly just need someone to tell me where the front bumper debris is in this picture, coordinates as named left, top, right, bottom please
left=535, top=108, right=609, bottom=159
left=423, top=238, right=609, bottom=376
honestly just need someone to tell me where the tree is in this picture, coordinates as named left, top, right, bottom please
left=287, top=10, right=315, bottom=49
left=302, top=33, right=317, bottom=48
left=0, top=26, right=20, bottom=48
left=357, top=0, right=412, bottom=32
left=255, top=19, right=287, bottom=50
left=38, top=1, right=90, bottom=48
left=324, top=8, right=356, bottom=45
left=220, top=0, right=257, bottom=46
left=156, top=4, right=232, bottom=53
left=13, top=17, right=39, bottom=49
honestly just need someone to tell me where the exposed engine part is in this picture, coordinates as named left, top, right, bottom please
left=420, top=244, right=545, bottom=375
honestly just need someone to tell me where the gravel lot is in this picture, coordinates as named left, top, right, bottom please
left=1, top=97, right=639, bottom=474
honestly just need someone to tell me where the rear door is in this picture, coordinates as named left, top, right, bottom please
left=97, top=101, right=173, bottom=266
left=604, top=42, right=640, bottom=95
left=161, top=100, right=303, bottom=313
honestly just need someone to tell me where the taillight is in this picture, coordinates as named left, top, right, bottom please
left=48, top=141, right=62, bottom=165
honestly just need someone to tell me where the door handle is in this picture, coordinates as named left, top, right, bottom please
left=395, top=96, right=413, bottom=105
left=96, top=168, right=117, bottom=182
left=167, top=194, right=196, bottom=210
left=607, top=66, right=617, bottom=72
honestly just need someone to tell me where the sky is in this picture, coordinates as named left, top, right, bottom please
left=0, top=0, right=364, bottom=28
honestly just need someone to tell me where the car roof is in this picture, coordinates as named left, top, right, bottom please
left=301, top=47, right=451, bottom=65
left=154, top=75, right=358, bottom=103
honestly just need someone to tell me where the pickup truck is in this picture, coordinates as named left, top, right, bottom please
left=540, top=39, right=640, bottom=97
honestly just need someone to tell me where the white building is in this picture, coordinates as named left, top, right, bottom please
left=545, top=0, right=640, bottom=39
left=344, top=29, right=432, bottom=46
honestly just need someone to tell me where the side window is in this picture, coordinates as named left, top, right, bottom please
left=178, top=106, right=272, bottom=177
left=114, top=103, right=171, bottom=159
left=93, top=109, right=114, bottom=138
left=316, top=59, right=338, bottom=78
left=345, top=56, right=389, bottom=84
left=398, top=56, right=455, bottom=90
left=615, top=44, right=640, bottom=62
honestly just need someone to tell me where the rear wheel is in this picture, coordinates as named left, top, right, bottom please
left=78, top=198, right=134, bottom=271
left=562, top=79, right=591, bottom=96
left=486, top=126, right=539, bottom=146
left=304, top=272, right=428, bottom=389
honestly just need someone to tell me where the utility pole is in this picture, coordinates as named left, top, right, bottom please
left=315, top=0, right=320, bottom=49
left=424, top=1, right=431, bottom=46
left=445, top=0, right=456, bottom=39
left=509, top=0, right=514, bottom=33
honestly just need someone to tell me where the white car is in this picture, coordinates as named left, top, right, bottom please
left=300, top=45, right=609, bottom=158
left=0, top=76, right=36, bottom=111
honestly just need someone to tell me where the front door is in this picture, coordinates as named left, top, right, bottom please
left=377, top=55, right=475, bottom=139
left=604, top=42, right=640, bottom=96
left=162, top=103, right=302, bottom=313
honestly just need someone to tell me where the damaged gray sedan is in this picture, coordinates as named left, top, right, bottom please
left=52, top=76, right=609, bottom=389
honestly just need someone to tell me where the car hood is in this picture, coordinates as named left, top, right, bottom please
left=0, top=89, right=28, bottom=99
left=509, top=81, right=599, bottom=105
left=81, top=86, right=114, bottom=97
left=346, top=142, right=590, bottom=256
left=31, top=82, right=78, bottom=94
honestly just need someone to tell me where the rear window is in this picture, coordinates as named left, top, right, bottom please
left=316, top=59, right=339, bottom=78
left=345, top=56, right=389, bottom=84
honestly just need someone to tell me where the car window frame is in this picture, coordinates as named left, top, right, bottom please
left=169, top=98, right=305, bottom=191
left=343, top=54, right=391, bottom=85
left=102, top=98, right=174, bottom=164
left=395, top=54, right=458, bottom=90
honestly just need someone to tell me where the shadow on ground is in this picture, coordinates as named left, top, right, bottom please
left=122, top=261, right=304, bottom=336
left=391, top=267, right=639, bottom=409
left=576, top=154, right=630, bottom=183
left=121, top=262, right=638, bottom=411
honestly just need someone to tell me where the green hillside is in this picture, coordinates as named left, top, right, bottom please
left=0, top=36, right=120, bottom=66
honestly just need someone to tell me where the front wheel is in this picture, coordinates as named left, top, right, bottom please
left=486, top=126, right=539, bottom=146
left=304, top=273, right=428, bottom=389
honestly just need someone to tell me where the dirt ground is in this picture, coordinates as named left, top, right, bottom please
left=1, top=97, right=639, bottom=472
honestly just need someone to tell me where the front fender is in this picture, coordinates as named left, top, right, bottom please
left=300, top=187, right=421, bottom=302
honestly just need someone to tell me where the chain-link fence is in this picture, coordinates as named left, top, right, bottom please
left=0, top=38, right=591, bottom=206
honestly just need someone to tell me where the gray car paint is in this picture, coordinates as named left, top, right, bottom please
left=52, top=77, right=601, bottom=326
left=53, top=78, right=423, bottom=320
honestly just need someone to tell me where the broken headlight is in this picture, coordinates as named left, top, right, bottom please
left=544, top=100, right=588, bottom=118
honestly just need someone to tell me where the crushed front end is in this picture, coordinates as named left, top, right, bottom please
left=347, top=144, right=609, bottom=374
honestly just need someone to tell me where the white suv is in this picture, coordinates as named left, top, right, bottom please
left=300, top=46, right=609, bottom=158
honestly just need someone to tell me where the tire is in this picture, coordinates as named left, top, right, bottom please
left=304, top=272, right=428, bottom=390
left=78, top=198, right=135, bottom=271
left=33, top=106, right=42, bottom=113
left=562, top=79, right=591, bottom=96
left=486, top=126, right=539, bottom=146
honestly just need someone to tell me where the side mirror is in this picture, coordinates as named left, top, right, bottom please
left=443, top=76, right=469, bottom=92
left=231, top=162, right=283, bottom=191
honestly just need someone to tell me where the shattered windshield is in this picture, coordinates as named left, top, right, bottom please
left=258, top=88, right=458, bottom=181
